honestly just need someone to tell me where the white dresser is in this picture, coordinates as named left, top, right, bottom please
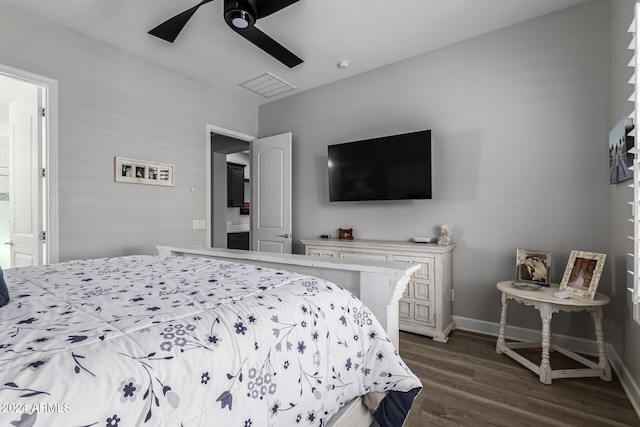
left=302, top=239, right=455, bottom=342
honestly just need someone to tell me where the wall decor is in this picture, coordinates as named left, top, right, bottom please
left=115, top=157, right=174, bottom=187
left=515, top=249, right=552, bottom=286
left=609, top=117, right=634, bottom=184
left=559, top=250, right=606, bottom=300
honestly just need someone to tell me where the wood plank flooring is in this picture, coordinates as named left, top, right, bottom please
left=399, top=330, right=639, bottom=426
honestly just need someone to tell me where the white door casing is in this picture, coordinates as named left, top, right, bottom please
left=9, top=89, right=43, bottom=267
left=251, top=133, right=292, bottom=253
left=0, top=64, right=59, bottom=266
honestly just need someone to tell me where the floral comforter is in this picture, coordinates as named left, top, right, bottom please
left=0, top=255, right=421, bottom=427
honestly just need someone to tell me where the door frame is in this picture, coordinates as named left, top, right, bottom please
left=205, top=124, right=255, bottom=248
left=0, top=64, right=59, bottom=264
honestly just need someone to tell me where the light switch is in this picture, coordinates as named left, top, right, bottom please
left=193, top=219, right=206, bottom=229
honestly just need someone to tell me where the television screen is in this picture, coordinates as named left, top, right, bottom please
left=327, top=130, right=432, bottom=202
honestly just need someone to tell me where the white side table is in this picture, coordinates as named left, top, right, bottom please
left=495, top=281, right=611, bottom=384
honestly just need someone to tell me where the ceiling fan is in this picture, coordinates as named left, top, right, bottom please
left=148, top=0, right=303, bottom=68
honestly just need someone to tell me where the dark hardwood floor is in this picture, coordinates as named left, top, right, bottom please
left=399, top=330, right=639, bottom=426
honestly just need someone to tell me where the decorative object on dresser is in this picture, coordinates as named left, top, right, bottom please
left=437, top=224, right=451, bottom=245
left=559, top=250, right=606, bottom=299
left=413, top=236, right=433, bottom=243
left=302, top=238, right=455, bottom=342
left=515, top=248, right=552, bottom=286
left=338, top=227, right=354, bottom=240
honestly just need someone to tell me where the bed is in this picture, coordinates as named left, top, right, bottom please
left=0, top=254, right=422, bottom=427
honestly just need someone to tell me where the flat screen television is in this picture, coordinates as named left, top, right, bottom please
left=327, top=129, right=432, bottom=202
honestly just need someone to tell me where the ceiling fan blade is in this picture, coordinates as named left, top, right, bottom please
left=149, top=0, right=215, bottom=43
left=255, top=0, right=299, bottom=19
left=231, top=25, right=303, bottom=68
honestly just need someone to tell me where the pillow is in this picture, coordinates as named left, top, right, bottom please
left=0, top=266, right=9, bottom=307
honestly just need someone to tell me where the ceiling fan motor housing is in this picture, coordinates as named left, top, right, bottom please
left=149, top=0, right=303, bottom=68
left=225, top=0, right=258, bottom=28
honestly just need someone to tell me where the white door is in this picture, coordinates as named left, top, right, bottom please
left=251, top=133, right=292, bottom=253
left=8, top=89, right=43, bottom=267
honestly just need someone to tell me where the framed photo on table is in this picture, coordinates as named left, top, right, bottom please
left=515, top=249, right=552, bottom=286
left=559, top=250, right=606, bottom=300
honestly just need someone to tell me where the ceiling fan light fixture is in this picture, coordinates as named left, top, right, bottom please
left=226, top=9, right=255, bottom=29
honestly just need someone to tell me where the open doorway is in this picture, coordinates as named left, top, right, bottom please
left=207, top=125, right=254, bottom=250
left=0, top=66, right=58, bottom=268
left=225, top=150, right=251, bottom=249
left=210, top=132, right=252, bottom=250
left=206, top=125, right=293, bottom=253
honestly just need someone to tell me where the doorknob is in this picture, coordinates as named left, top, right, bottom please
left=4, top=241, right=14, bottom=246
left=279, top=234, right=293, bottom=239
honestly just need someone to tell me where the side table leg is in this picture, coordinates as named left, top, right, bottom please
left=539, top=303, right=553, bottom=384
left=591, top=307, right=612, bottom=381
left=496, top=292, right=508, bottom=354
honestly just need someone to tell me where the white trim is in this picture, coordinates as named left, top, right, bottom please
left=633, top=2, right=640, bottom=324
left=0, top=64, right=58, bottom=264
left=607, top=343, right=640, bottom=418
left=207, top=124, right=255, bottom=143
left=205, top=124, right=255, bottom=247
left=454, top=315, right=602, bottom=358
left=454, top=315, right=640, bottom=418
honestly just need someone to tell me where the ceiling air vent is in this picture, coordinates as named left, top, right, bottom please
left=239, top=72, right=296, bottom=98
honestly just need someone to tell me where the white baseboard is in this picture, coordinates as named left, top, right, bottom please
left=453, top=315, right=600, bottom=355
left=452, top=315, right=640, bottom=419
left=606, top=343, right=640, bottom=418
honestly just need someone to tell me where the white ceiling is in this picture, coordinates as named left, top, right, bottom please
left=2, top=0, right=589, bottom=106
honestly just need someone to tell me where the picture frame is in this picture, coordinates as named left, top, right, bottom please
left=515, top=249, right=552, bottom=286
left=609, top=116, right=634, bottom=184
left=559, top=250, right=607, bottom=299
left=115, top=157, right=175, bottom=187
left=338, top=228, right=354, bottom=240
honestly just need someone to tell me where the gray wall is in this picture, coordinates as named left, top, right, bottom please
left=259, top=1, right=612, bottom=338
left=3, top=0, right=638, bottom=389
left=0, top=2, right=258, bottom=260
left=610, top=0, right=640, bottom=394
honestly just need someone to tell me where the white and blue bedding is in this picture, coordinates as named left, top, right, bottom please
left=0, top=255, right=421, bottom=426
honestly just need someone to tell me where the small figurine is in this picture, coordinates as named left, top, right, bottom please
left=338, top=228, right=354, bottom=240
left=438, top=224, right=451, bottom=245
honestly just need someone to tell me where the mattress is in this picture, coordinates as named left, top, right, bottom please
left=0, top=255, right=421, bottom=426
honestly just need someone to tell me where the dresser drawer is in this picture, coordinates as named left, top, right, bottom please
left=306, top=247, right=339, bottom=258
left=340, top=251, right=391, bottom=262
left=391, top=254, right=434, bottom=280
